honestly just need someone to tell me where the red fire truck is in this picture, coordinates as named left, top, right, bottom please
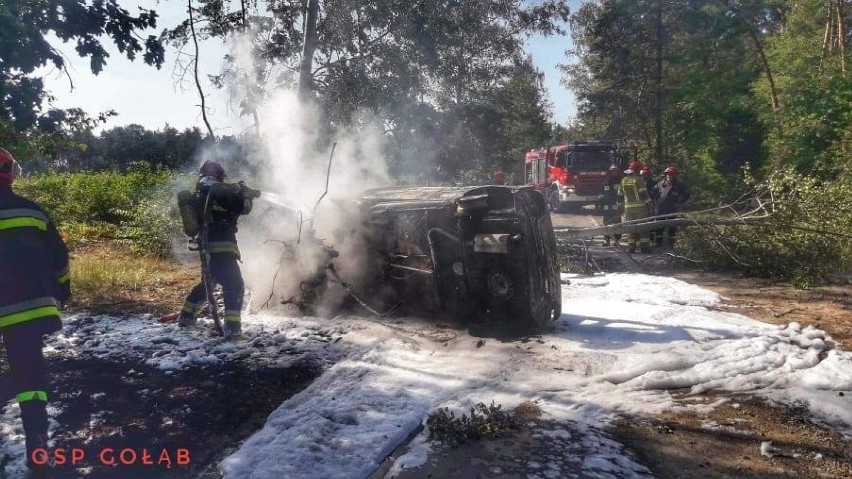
left=524, top=140, right=619, bottom=212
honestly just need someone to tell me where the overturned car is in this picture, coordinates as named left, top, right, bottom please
left=267, top=185, right=561, bottom=335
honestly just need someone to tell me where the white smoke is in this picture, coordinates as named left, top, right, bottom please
left=171, top=30, right=394, bottom=317
left=238, top=91, right=391, bottom=316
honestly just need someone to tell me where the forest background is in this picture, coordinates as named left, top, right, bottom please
left=1, top=0, right=850, bottom=293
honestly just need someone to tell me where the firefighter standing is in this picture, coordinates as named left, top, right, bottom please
left=652, top=165, right=690, bottom=248
left=0, top=148, right=70, bottom=479
left=617, top=161, right=653, bottom=253
left=177, top=161, right=258, bottom=339
left=491, top=170, right=508, bottom=185
left=597, top=164, right=623, bottom=246
left=640, top=165, right=657, bottom=202
left=639, top=164, right=659, bottom=245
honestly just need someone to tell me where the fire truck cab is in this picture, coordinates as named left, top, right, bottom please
left=524, top=140, right=617, bottom=213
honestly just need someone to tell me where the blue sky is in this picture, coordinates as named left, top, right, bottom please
left=526, top=30, right=577, bottom=126
left=43, top=1, right=579, bottom=133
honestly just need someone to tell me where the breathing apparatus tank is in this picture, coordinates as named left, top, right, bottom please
left=177, top=190, right=202, bottom=237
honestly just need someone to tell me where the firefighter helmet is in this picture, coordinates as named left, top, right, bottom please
left=640, top=164, right=651, bottom=176
left=199, top=160, right=226, bottom=181
left=625, top=161, right=642, bottom=174
left=664, top=165, right=678, bottom=176
left=0, top=148, right=22, bottom=184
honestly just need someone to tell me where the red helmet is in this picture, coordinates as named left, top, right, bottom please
left=664, top=165, right=678, bottom=176
left=199, top=160, right=226, bottom=181
left=626, top=161, right=642, bottom=173
left=640, top=165, right=651, bottom=176
left=0, top=148, right=22, bottom=184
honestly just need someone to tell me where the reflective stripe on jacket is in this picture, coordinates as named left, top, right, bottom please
left=0, top=184, right=70, bottom=330
left=618, top=176, right=651, bottom=211
left=0, top=297, right=60, bottom=329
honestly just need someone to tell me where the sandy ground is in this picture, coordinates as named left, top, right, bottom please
left=624, top=270, right=851, bottom=479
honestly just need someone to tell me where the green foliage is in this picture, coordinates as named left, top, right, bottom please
left=15, top=167, right=178, bottom=255
left=427, top=401, right=518, bottom=448
left=755, top=0, right=852, bottom=178
left=121, top=184, right=184, bottom=256
left=0, top=0, right=164, bottom=133
left=563, top=0, right=850, bottom=285
left=165, top=0, right=570, bottom=182
left=564, top=0, right=771, bottom=190
left=42, top=124, right=208, bottom=173
left=681, top=168, right=852, bottom=287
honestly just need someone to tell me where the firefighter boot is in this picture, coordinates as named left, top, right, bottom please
left=178, top=300, right=203, bottom=327
left=21, top=401, right=52, bottom=478
left=626, top=234, right=637, bottom=254
left=223, top=320, right=244, bottom=340
left=178, top=312, right=197, bottom=327
left=26, top=463, right=53, bottom=479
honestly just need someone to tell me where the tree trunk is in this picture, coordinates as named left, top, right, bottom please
left=238, top=0, right=260, bottom=134
left=721, top=0, right=780, bottom=111
left=837, top=0, right=847, bottom=77
left=748, top=29, right=780, bottom=111
left=654, top=0, right=664, bottom=163
left=299, top=0, right=320, bottom=102
left=823, top=14, right=832, bottom=61
left=188, top=0, right=215, bottom=138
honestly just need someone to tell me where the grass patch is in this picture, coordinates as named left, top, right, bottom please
left=68, top=243, right=199, bottom=315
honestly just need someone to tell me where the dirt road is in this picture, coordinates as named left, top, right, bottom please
left=549, top=209, right=601, bottom=230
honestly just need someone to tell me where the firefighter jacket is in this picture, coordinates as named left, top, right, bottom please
left=654, top=177, right=690, bottom=215
left=0, top=184, right=69, bottom=333
left=618, top=175, right=653, bottom=221
left=196, top=176, right=255, bottom=258
left=644, top=176, right=658, bottom=203
left=597, top=176, right=623, bottom=215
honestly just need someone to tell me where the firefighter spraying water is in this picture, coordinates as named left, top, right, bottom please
left=162, top=161, right=261, bottom=339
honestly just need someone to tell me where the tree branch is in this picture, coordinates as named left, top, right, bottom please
left=188, top=0, right=215, bottom=137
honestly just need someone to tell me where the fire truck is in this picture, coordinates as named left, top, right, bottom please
left=524, top=140, right=619, bottom=212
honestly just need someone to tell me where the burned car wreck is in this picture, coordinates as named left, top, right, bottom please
left=272, top=185, right=561, bottom=335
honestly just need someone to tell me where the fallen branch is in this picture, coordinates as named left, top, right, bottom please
left=554, top=213, right=768, bottom=239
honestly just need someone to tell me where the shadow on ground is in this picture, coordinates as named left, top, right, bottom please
left=1, top=355, right=321, bottom=479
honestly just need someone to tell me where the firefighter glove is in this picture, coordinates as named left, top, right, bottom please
left=238, top=181, right=261, bottom=199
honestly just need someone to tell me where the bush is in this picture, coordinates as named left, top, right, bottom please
left=680, top=168, right=852, bottom=287
left=427, top=401, right=518, bottom=447
left=15, top=166, right=179, bottom=255
left=121, top=184, right=184, bottom=256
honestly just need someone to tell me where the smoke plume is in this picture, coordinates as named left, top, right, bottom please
left=174, top=30, right=397, bottom=317
left=237, top=89, right=390, bottom=316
